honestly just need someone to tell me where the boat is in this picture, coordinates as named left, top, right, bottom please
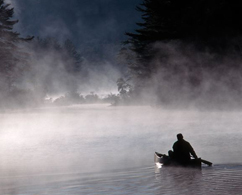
left=154, top=152, right=212, bottom=169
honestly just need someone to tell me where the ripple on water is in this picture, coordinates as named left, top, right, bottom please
left=0, top=164, right=242, bottom=195
left=154, top=164, right=242, bottom=195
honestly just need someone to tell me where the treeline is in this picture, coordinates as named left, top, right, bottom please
left=0, top=0, right=33, bottom=108
left=2, top=0, right=242, bottom=109
left=47, top=92, right=119, bottom=106
left=119, top=0, right=242, bottom=108
left=0, top=1, right=91, bottom=108
left=0, top=0, right=126, bottom=109
left=25, top=37, right=85, bottom=101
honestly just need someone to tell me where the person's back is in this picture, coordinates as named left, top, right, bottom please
left=173, top=134, right=198, bottom=165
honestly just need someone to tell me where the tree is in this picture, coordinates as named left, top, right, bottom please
left=0, top=0, right=33, bottom=92
left=124, top=0, right=185, bottom=79
left=122, top=0, right=242, bottom=105
left=124, top=0, right=242, bottom=77
left=117, top=78, right=131, bottom=96
left=63, top=39, right=82, bottom=73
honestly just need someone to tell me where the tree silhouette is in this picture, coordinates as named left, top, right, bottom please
left=121, top=0, right=242, bottom=105
left=124, top=0, right=242, bottom=78
left=63, top=39, right=82, bottom=73
left=0, top=0, right=33, bottom=91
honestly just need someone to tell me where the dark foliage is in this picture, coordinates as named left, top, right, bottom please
left=121, top=0, right=242, bottom=106
left=126, top=0, right=242, bottom=55
left=63, top=39, right=82, bottom=73
left=0, top=0, right=34, bottom=108
left=0, top=0, right=33, bottom=90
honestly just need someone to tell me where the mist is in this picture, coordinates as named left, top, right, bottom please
left=1, top=1, right=242, bottom=194
left=3, top=0, right=242, bottom=109
left=118, top=40, right=242, bottom=109
left=8, top=0, right=141, bottom=60
left=1, top=105, right=240, bottom=175
left=1, top=104, right=242, bottom=195
left=1, top=0, right=139, bottom=108
left=21, top=38, right=121, bottom=96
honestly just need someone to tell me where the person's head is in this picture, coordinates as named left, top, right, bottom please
left=177, top=133, right=183, bottom=141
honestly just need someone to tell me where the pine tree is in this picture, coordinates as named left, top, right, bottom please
left=0, top=0, right=33, bottom=91
left=63, top=39, right=82, bottom=73
left=122, top=0, right=242, bottom=105
left=124, top=0, right=242, bottom=79
left=123, top=0, right=186, bottom=80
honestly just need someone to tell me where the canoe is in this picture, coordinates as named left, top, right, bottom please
left=154, top=152, right=212, bottom=169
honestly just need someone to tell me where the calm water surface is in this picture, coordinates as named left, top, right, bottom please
left=0, top=104, right=241, bottom=194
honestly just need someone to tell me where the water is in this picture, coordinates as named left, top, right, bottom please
left=0, top=104, right=242, bottom=194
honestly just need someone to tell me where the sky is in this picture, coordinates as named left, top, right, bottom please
left=7, top=0, right=142, bottom=62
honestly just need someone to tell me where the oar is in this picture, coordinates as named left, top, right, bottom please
left=200, top=158, right=212, bottom=166
left=189, top=154, right=213, bottom=166
left=155, top=152, right=165, bottom=157
left=192, top=156, right=213, bottom=166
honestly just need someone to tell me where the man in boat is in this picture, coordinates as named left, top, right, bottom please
left=172, top=133, right=198, bottom=165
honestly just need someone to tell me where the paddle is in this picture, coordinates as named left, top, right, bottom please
left=200, top=158, right=212, bottom=166
left=155, top=152, right=165, bottom=158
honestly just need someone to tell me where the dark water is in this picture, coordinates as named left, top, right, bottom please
left=0, top=105, right=242, bottom=194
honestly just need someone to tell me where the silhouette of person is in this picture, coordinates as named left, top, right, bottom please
left=173, top=133, right=198, bottom=165
left=168, top=150, right=174, bottom=159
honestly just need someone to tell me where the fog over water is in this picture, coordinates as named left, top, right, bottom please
left=1, top=0, right=242, bottom=194
left=0, top=104, right=242, bottom=194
